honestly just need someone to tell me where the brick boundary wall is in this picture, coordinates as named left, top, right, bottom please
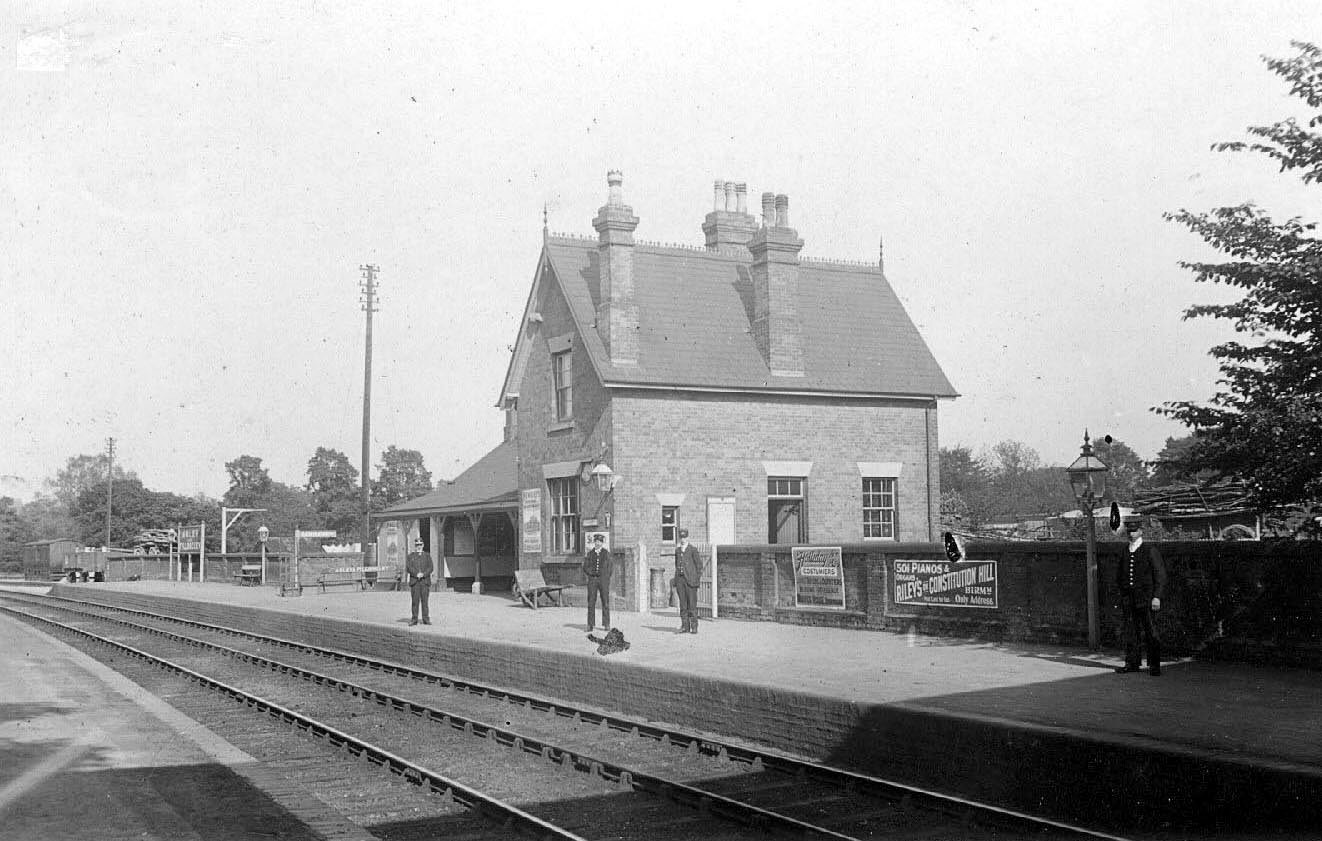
left=709, top=540, right=1322, bottom=663
left=51, top=585, right=1322, bottom=833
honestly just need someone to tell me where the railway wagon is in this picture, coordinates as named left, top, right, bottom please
left=21, top=538, right=80, bottom=581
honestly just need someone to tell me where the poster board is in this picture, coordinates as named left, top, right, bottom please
left=520, top=488, right=542, bottom=553
left=791, top=546, right=846, bottom=610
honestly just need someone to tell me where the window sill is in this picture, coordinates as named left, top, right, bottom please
left=547, top=420, right=575, bottom=434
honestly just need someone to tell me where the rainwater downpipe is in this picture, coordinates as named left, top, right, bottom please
left=925, top=399, right=934, bottom=543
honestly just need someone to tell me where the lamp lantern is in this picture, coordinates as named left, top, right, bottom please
left=589, top=462, right=616, bottom=493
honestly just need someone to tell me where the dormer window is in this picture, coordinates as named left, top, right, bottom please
left=552, top=349, right=573, bottom=420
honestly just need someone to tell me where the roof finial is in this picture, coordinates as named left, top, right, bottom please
left=542, top=203, right=549, bottom=242
left=878, top=233, right=885, bottom=273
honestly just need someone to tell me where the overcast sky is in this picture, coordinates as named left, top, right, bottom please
left=3, top=1, right=1320, bottom=500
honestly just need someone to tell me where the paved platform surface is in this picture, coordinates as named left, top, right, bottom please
left=44, top=579, right=1322, bottom=775
left=0, top=603, right=375, bottom=841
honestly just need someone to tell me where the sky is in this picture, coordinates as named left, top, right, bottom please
left=2, top=1, right=1320, bottom=500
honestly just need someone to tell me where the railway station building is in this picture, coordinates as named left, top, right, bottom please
left=379, top=172, right=956, bottom=598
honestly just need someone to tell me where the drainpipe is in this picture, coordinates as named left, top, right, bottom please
left=925, top=400, right=934, bottom=542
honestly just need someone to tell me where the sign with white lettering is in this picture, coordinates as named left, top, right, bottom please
left=791, top=546, right=846, bottom=609
left=521, top=488, right=543, bottom=553
left=177, top=525, right=202, bottom=553
left=891, top=559, right=998, bottom=609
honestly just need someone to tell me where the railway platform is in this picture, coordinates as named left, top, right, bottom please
left=0, top=602, right=376, bottom=841
left=30, top=580, right=1322, bottom=834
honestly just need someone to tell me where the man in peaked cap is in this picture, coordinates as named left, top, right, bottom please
left=582, top=533, right=612, bottom=631
left=405, top=538, right=434, bottom=626
left=1114, top=518, right=1166, bottom=676
left=674, top=529, right=703, bottom=634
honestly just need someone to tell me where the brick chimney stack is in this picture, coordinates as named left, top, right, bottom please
left=702, top=177, right=757, bottom=250
left=748, top=191, right=805, bottom=377
left=591, top=170, right=640, bottom=365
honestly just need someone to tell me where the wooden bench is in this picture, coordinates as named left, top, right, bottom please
left=513, top=568, right=568, bottom=609
left=315, top=565, right=398, bottom=594
left=235, top=565, right=262, bottom=586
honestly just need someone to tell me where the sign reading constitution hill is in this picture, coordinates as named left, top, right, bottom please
left=792, top=546, right=846, bottom=610
left=891, top=559, right=998, bottom=609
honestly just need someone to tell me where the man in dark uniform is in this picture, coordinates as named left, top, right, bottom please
left=582, top=533, right=612, bottom=631
left=675, top=529, right=702, bottom=634
left=405, top=538, right=433, bottom=626
left=1115, top=519, right=1166, bottom=676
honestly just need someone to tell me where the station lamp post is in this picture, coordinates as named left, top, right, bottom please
left=257, top=525, right=270, bottom=585
left=1066, top=431, right=1110, bottom=651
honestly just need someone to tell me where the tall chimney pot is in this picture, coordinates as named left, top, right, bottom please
left=724, top=181, right=736, bottom=212
left=712, top=179, right=724, bottom=211
left=607, top=170, right=624, bottom=208
left=775, top=194, right=789, bottom=227
left=761, top=192, right=776, bottom=226
left=735, top=182, right=748, bottom=214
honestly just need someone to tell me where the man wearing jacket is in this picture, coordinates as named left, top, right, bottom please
left=405, top=538, right=434, bottom=626
left=675, top=529, right=702, bottom=634
left=582, top=533, right=612, bottom=631
left=1115, top=519, right=1166, bottom=676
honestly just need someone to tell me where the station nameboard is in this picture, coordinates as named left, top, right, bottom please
left=792, top=546, right=846, bottom=610
left=177, top=525, right=202, bottom=553
left=891, top=559, right=998, bottom=609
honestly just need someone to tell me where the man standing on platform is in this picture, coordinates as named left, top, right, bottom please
left=675, top=528, right=702, bottom=634
left=1115, top=519, right=1166, bottom=676
left=406, top=538, right=433, bottom=627
left=582, top=532, right=612, bottom=631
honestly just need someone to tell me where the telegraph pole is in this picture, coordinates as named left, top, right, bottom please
left=105, top=437, right=115, bottom=547
left=359, top=264, right=379, bottom=552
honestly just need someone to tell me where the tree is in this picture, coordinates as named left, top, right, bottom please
left=306, top=447, right=360, bottom=536
left=1157, top=42, right=1322, bottom=508
left=223, top=455, right=273, bottom=508
left=1091, top=438, right=1150, bottom=502
left=1148, top=434, right=1217, bottom=487
left=19, top=494, right=78, bottom=542
left=370, top=446, right=432, bottom=510
left=0, top=496, right=32, bottom=572
left=70, top=479, right=222, bottom=550
left=49, top=453, right=137, bottom=509
left=940, top=446, right=992, bottom=528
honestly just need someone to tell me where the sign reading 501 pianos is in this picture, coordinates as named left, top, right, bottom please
left=891, top=559, right=998, bottom=609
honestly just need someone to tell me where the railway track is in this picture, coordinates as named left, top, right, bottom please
left=1, top=592, right=1133, bottom=841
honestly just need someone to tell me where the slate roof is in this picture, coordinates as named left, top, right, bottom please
left=541, top=236, right=957, bottom=397
left=378, top=440, right=517, bottom=518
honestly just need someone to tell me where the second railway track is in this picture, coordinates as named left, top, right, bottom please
left=1, top=592, right=1133, bottom=841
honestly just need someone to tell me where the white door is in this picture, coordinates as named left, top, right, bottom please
left=705, top=497, right=735, bottom=617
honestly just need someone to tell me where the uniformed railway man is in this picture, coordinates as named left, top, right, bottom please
left=1114, top=519, right=1166, bottom=676
left=582, top=533, right=612, bottom=631
left=406, top=538, right=433, bottom=626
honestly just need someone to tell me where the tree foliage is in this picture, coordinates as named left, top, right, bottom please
left=1158, top=42, right=1322, bottom=507
left=370, top=446, right=432, bottom=510
left=49, top=453, right=137, bottom=509
left=0, top=497, right=31, bottom=571
left=941, top=438, right=1154, bottom=529
left=306, top=447, right=361, bottom=538
left=71, top=479, right=221, bottom=550
left=1091, top=437, right=1150, bottom=502
left=223, top=455, right=273, bottom=508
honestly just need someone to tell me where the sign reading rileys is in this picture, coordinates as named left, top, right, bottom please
left=791, top=546, right=846, bottom=610
left=892, top=559, right=999, bottom=609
